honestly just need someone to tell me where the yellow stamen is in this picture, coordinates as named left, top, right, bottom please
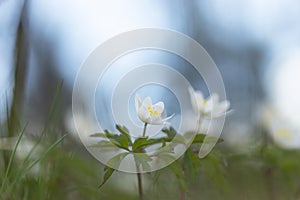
left=147, top=105, right=161, bottom=117
left=275, top=129, right=291, bottom=140
left=203, top=100, right=207, bottom=106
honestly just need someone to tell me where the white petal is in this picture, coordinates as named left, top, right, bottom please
left=150, top=116, right=164, bottom=125
left=205, top=93, right=218, bottom=113
left=189, top=87, right=203, bottom=113
left=188, top=87, right=197, bottom=111
left=205, top=100, right=213, bottom=113
left=188, top=87, right=195, bottom=96
left=162, top=113, right=175, bottom=122
left=195, top=91, right=205, bottom=111
left=224, top=109, right=234, bottom=116
left=218, top=100, right=230, bottom=113
left=153, top=102, right=164, bottom=113
left=138, top=106, right=150, bottom=122
left=143, top=117, right=151, bottom=124
left=209, top=93, right=219, bottom=104
left=142, top=96, right=152, bottom=108
left=135, top=94, right=142, bottom=112
left=211, top=101, right=231, bottom=118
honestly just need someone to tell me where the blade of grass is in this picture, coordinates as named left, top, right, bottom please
left=6, top=91, right=21, bottom=138
left=42, top=80, right=63, bottom=134
left=20, top=81, right=64, bottom=169
left=0, top=123, right=27, bottom=193
left=6, top=134, right=68, bottom=194
left=24, top=134, right=67, bottom=173
left=3, top=94, right=14, bottom=173
left=5, top=93, right=10, bottom=137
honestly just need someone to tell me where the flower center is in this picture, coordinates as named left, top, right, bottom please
left=203, top=100, right=207, bottom=106
left=147, top=105, right=161, bottom=117
left=275, top=129, right=291, bottom=140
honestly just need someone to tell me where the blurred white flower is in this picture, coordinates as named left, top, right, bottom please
left=64, top=108, right=99, bottom=140
left=261, top=105, right=300, bottom=149
left=188, top=87, right=231, bottom=118
left=0, top=137, right=42, bottom=175
left=135, top=95, right=174, bottom=125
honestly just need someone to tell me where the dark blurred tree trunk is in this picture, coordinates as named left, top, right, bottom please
left=8, top=21, right=25, bottom=136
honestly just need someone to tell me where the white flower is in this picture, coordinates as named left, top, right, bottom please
left=135, top=95, right=174, bottom=125
left=188, top=87, right=230, bottom=118
left=261, top=105, right=300, bottom=149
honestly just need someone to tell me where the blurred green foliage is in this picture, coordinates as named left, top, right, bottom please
left=1, top=123, right=300, bottom=199
left=1, top=83, right=300, bottom=199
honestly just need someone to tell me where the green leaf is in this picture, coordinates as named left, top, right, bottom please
left=134, top=153, right=152, bottom=171
left=155, top=148, right=176, bottom=164
left=183, top=148, right=201, bottom=179
left=89, top=140, right=119, bottom=151
left=172, top=134, right=186, bottom=145
left=98, top=167, right=115, bottom=188
left=162, top=127, right=177, bottom=139
left=133, top=137, right=147, bottom=152
left=116, top=125, right=132, bottom=146
left=192, top=134, right=224, bottom=144
left=132, top=137, right=152, bottom=151
left=169, top=161, right=188, bottom=192
left=161, top=127, right=186, bottom=145
left=90, top=133, right=106, bottom=138
left=107, top=152, right=129, bottom=169
left=132, top=127, right=185, bottom=152
left=131, top=127, right=186, bottom=153
left=104, top=130, right=115, bottom=138
left=133, top=137, right=171, bottom=152
left=161, top=140, right=166, bottom=147
left=206, top=153, right=226, bottom=188
left=104, top=130, right=130, bottom=151
left=98, top=152, right=129, bottom=188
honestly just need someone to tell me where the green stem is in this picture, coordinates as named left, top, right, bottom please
left=136, top=123, right=148, bottom=200
left=136, top=163, right=144, bottom=200
left=179, top=115, right=203, bottom=200
left=197, top=115, right=203, bottom=134
left=142, top=123, right=148, bottom=137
